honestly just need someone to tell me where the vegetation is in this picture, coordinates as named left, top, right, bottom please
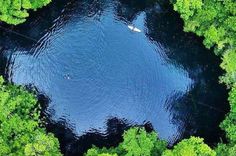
left=172, top=0, right=236, bottom=156
left=162, top=137, right=215, bottom=156
left=86, top=127, right=215, bottom=156
left=0, top=76, right=62, bottom=156
left=172, top=0, right=236, bottom=56
left=215, top=87, right=236, bottom=156
left=1, top=0, right=236, bottom=155
left=214, top=143, right=236, bottom=156
left=86, top=127, right=167, bottom=156
left=0, top=0, right=51, bottom=25
left=172, top=0, right=236, bottom=87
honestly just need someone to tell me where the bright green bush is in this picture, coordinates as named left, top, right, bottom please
left=220, top=86, right=236, bottom=143
left=0, top=0, right=51, bottom=25
left=173, top=0, right=236, bottom=87
left=173, top=0, right=236, bottom=56
left=173, top=1, right=236, bottom=155
left=86, top=128, right=215, bottom=156
left=162, top=137, right=216, bottom=156
left=220, top=50, right=236, bottom=87
left=86, top=148, right=118, bottom=156
left=86, top=127, right=167, bottom=156
left=119, top=127, right=167, bottom=156
left=215, top=143, right=236, bottom=156
left=0, top=76, right=62, bottom=156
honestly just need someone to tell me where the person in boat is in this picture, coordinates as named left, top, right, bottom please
left=128, top=25, right=141, bottom=32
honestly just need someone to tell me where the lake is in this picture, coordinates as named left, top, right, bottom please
left=0, top=0, right=228, bottom=155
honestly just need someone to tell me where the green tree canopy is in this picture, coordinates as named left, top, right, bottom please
left=0, top=0, right=51, bottom=25
left=162, top=137, right=216, bottom=156
left=86, top=127, right=167, bottom=156
left=86, top=128, right=216, bottom=156
left=0, top=77, right=62, bottom=155
left=173, top=0, right=236, bottom=56
left=220, top=86, right=236, bottom=143
left=173, top=1, right=236, bottom=156
left=215, top=143, right=236, bottom=156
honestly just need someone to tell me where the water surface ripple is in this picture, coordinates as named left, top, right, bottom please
left=0, top=0, right=228, bottom=153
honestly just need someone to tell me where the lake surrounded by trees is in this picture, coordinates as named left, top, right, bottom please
left=0, top=0, right=228, bottom=155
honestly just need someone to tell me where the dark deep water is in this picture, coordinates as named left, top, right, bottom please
left=0, top=0, right=228, bottom=155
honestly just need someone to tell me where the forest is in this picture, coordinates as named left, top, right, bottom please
left=0, top=0, right=235, bottom=155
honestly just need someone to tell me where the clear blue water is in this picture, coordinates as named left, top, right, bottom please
left=0, top=0, right=228, bottom=155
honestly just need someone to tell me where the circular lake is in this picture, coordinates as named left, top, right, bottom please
left=0, top=0, right=228, bottom=155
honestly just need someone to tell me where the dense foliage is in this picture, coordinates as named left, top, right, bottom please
left=0, top=76, right=62, bottom=155
left=214, top=143, right=236, bottom=156
left=172, top=0, right=236, bottom=86
left=163, top=137, right=215, bottom=156
left=173, top=0, right=236, bottom=156
left=172, top=0, right=236, bottom=55
left=0, top=0, right=51, bottom=25
left=215, top=87, right=236, bottom=156
left=1, top=0, right=236, bottom=155
left=220, top=87, right=236, bottom=143
left=86, top=127, right=167, bottom=156
left=86, top=128, right=214, bottom=156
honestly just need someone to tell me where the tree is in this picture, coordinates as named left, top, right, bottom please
left=220, top=86, right=236, bottom=143
left=85, top=128, right=217, bottom=156
left=220, top=50, right=236, bottom=87
left=173, top=0, right=236, bottom=56
left=173, top=0, right=236, bottom=156
left=85, top=127, right=167, bottom=156
left=86, top=148, right=118, bottom=156
left=162, top=137, right=216, bottom=156
left=0, top=76, right=62, bottom=155
left=215, top=143, right=236, bottom=156
left=0, top=0, right=51, bottom=25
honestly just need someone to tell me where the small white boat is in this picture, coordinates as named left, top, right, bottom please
left=128, top=25, right=141, bottom=32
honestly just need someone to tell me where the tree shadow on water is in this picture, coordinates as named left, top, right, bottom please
left=38, top=93, right=154, bottom=156
left=145, top=3, right=229, bottom=145
left=0, top=0, right=230, bottom=151
left=113, top=0, right=230, bottom=145
left=46, top=117, right=153, bottom=155
left=114, top=0, right=157, bottom=22
left=0, top=0, right=107, bottom=51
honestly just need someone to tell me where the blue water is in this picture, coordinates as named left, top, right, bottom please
left=0, top=0, right=228, bottom=154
